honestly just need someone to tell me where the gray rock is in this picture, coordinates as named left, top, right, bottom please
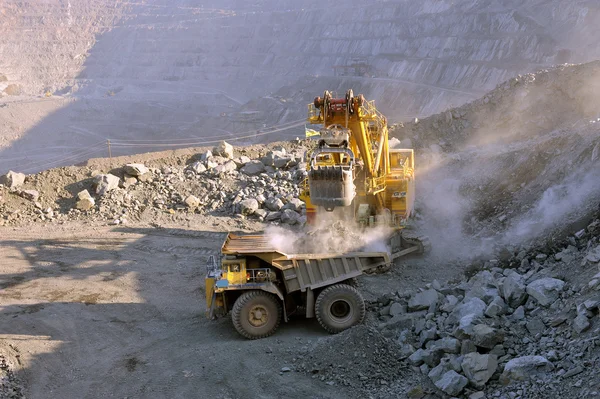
left=273, top=156, right=294, bottom=169
left=461, top=340, right=477, bottom=355
left=461, top=353, right=498, bottom=388
left=123, top=163, right=149, bottom=176
left=512, top=306, right=525, bottom=320
left=408, top=349, right=427, bottom=366
left=447, top=297, right=486, bottom=326
left=20, top=189, right=39, bottom=202
left=254, top=209, right=268, bottom=220
left=429, top=337, right=461, bottom=354
left=241, top=160, right=266, bottom=176
left=233, top=156, right=252, bottom=168
left=399, top=344, right=416, bottom=360
left=471, top=324, right=504, bottom=349
left=419, top=327, right=438, bottom=347
left=500, top=356, right=553, bottom=383
left=189, top=161, right=207, bottom=174
left=526, top=278, right=565, bottom=307
left=428, top=358, right=455, bottom=384
left=572, top=313, right=590, bottom=334
left=485, top=296, right=507, bottom=317
left=240, top=199, right=259, bottom=215
left=389, top=302, right=406, bottom=317
left=184, top=195, right=200, bottom=208
left=75, top=190, right=95, bottom=210
left=95, top=174, right=120, bottom=196
left=199, top=150, right=212, bottom=161
left=283, top=198, right=304, bottom=212
left=281, top=209, right=300, bottom=225
left=501, top=273, right=528, bottom=308
left=408, top=289, right=439, bottom=312
left=469, top=392, right=485, bottom=399
left=434, top=370, right=468, bottom=396
left=585, top=245, right=600, bottom=264
left=265, top=197, right=284, bottom=211
left=525, top=317, right=546, bottom=335
left=265, top=211, right=282, bottom=222
left=262, top=150, right=286, bottom=166
left=213, top=160, right=237, bottom=174
left=440, top=295, right=459, bottom=312
left=213, top=141, right=234, bottom=159
left=0, top=170, right=25, bottom=188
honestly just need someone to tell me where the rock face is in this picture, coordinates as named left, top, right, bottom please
left=0, top=171, right=26, bottom=188
left=526, top=278, right=565, bottom=307
left=94, top=174, right=120, bottom=196
left=75, top=190, right=95, bottom=210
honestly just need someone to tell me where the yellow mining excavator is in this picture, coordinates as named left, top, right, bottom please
left=300, top=89, right=428, bottom=252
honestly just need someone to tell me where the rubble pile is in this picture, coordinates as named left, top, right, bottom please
left=0, top=355, right=24, bottom=399
left=0, top=141, right=310, bottom=227
left=367, top=212, right=600, bottom=398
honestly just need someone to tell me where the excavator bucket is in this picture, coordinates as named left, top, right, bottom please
left=307, top=147, right=356, bottom=211
left=308, top=165, right=355, bottom=210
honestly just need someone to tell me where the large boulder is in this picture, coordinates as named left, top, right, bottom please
left=189, top=161, right=207, bottom=174
left=434, top=370, right=468, bottom=396
left=240, top=160, right=266, bottom=176
left=281, top=209, right=300, bottom=225
left=408, top=289, right=439, bottom=311
left=500, top=356, right=553, bottom=383
left=123, top=163, right=149, bottom=176
left=461, top=353, right=498, bottom=388
left=0, top=171, right=26, bottom=188
left=447, top=297, right=486, bottom=326
left=261, top=149, right=286, bottom=166
left=94, top=174, right=120, bottom=196
left=501, top=272, right=528, bottom=308
left=265, top=197, right=284, bottom=211
left=213, top=141, right=234, bottom=159
left=75, top=190, right=95, bottom=210
left=283, top=198, right=304, bottom=212
left=471, top=324, right=504, bottom=349
left=526, top=278, right=565, bottom=307
left=184, top=195, right=200, bottom=208
left=213, top=160, right=237, bottom=174
left=240, top=198, right=259, bottom=215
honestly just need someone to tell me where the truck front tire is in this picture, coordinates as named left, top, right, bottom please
left=315, top=284, right=365, bottom=333
left=232, top=291, right=282, bottom=339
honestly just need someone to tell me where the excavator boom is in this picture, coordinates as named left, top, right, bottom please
left=301, top=90, right=415, bottom=228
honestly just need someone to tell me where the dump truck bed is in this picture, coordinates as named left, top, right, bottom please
left=222, top=233, right=390, bottom=293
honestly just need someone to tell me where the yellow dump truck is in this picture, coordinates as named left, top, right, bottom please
left=206, top=232, right=425, bottom=339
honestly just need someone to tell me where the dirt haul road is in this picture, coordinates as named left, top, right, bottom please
left=0, top=223, right=359, bottom=399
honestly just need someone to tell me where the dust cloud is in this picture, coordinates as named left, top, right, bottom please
left=266, top=209, right=393, bottom=255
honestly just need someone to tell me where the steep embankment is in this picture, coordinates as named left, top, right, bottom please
left=391, top=61, right=600, bottom=257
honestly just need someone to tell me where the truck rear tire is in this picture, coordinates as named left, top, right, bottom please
left=232, top=291, right=282, bottom=339
left=315, top=284, right=365, bottom=334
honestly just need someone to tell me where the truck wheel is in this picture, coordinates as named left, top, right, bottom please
left=315, top=284, right=365, bottom=334
left=232, top=291, right=282, bottom=339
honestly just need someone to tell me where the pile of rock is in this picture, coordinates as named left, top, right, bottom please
left=0, top=355, right=24, bottom=399
left=66, top=141, right=307, bottom=225
left=372, top=215, right=600, bottom=398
